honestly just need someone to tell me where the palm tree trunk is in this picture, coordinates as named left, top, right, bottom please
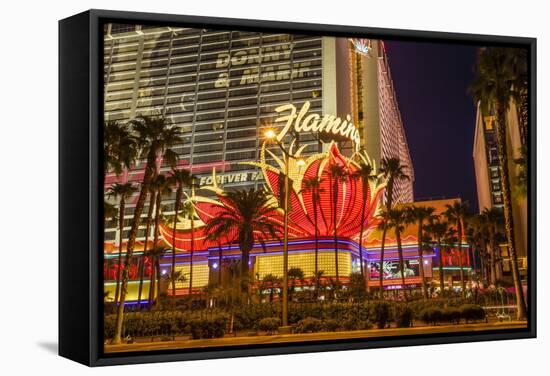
left=114, top=197, right=126, bottom=305
left=333, top=180, right=339, bottom=285
left=171, top=188, right=182, bottom=305
left=218, top=241, right=223, bottom=286
left=457, top=223, right=466, bottom=298
left=378, top=180, right=393, bottom=297
left=489, top=240, right=497, bottom=285
left=417, top=221, right=427, bottom=300
left=313, top=196, right=319, bottom=296
left=495, top=103, right=527, bottom=319
left=438, top=240, right=445, bottom=295
left=396, top=230, right=406, bottom=296
left=149, top=188, right=162, bottom=308
left=359, top=192, right=366, bottom=289
left=137, top=192, right=155, bottom=311
left=378, top=223, right=388, bottom=295
left=188, top=206, right=195, bottom=297
left=113, top=152, right=155, bottom=344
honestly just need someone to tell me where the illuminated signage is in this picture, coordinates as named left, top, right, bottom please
left=214, top=46, right=312, bottom=87
left=273, top=101, right=361, bottom=151
left=198, top=171, right=263, bottom=186
left=349, top=38, right=372, bottom=57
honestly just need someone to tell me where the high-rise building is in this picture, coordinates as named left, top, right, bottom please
left=350, top=40, right=415, bottom=204
left=472, top=101, right=528, bottom=276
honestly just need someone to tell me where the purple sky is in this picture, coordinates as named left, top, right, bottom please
left=384, top=40, right=480, bottom=212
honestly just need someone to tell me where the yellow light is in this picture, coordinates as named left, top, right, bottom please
left=264, top=129, right=276, bottom=139
left=296, top=158, right=306, bottom=167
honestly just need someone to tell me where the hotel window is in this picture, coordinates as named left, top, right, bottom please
left=110, top=23, right=137, bottom=34
left=490, top=167, right=500, bottom=179
left=104, top=231, right=116, bottom=241
left=493, top=193, right=503, bottom=205
left=488, top=147, right=499, bottom=164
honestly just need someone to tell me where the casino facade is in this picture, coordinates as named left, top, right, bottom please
left=103, top=24, right=469, bottom=302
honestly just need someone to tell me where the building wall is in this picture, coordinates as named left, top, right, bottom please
left=472, top=101, right=528, bottom=272
left=104, top=25, right=326, bottom=243
left=358, top=40, right=414, bottom=204
left=473, top=106, right=493, bottom=211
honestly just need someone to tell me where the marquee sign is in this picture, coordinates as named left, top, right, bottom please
left=273, top=101, right=361, bottom=151
left=214, top=46, right=312, bottom=87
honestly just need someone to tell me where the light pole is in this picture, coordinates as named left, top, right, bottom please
left=264, top=129, right=304, bottom=328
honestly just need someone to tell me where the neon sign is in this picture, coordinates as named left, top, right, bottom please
left=273, top=101, right=361, bottom=151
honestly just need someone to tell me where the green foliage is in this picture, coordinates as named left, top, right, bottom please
left=104, top=310, right=227, bottom=340
left=370, top=301, right=392, bottom=329
left=418, top=304, right=485, bottom=325
left=340, top=316, right=373, bottom=331
left=293, top=317, right=323, bottom=333
left=459, top=304, right=486, bottom=323
left=104, top=299, right=486, bottom=341
left=441, top=308, right=461, bottom=324
left=323, top=319, right=340, bottom=332
left=393, top=304, right=414, bottom=328
left=258, top=317, right=281, bottom=334
left=419, top=307, right=444, bottom=325
left=188, top=315, right=228, bottom=339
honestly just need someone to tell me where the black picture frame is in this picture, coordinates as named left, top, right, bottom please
left=59, top=9, right=537, bottom=367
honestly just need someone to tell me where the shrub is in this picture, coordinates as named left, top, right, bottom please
left=459, top=304, right=485, bottom=323
left=293, top=317, right=323, bottom=333
left=394, top=304, right=414, bottom=328
left=370, top=302, right=391, bottom=329
left=189, top=315, right=228, bottom=339
left=340, top=316, right=373, bottom=331
left=419, top=307, right=444, bottom=325
left=441, top=308, right=461, bottom=324
left=323, top=319, right=340, bottom=332
left=258, top=317, right=281, bottom=334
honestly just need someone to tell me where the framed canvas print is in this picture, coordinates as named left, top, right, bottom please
left=59, top=9, right=536, bottom=366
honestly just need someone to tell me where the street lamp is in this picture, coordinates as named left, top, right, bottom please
left=264, top=129, right=304, bottom=329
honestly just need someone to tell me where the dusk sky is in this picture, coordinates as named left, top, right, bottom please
left=385, top=41, right=480, bottom=212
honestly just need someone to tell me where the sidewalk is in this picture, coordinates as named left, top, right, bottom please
left=105, top=321, right=527, bottom=353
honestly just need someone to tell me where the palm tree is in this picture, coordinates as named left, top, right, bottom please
left=167, top=168, right=194, bottom=304
left=378, top=157, right=409, bottom=294
left=505, top=48, right=529, bottom=145
left=442, top=226, right=458, bottom=294
left=261, top=274, right=282, bottom=303
left=482, top=207, right=505, bottom=285
left=104, top=200, right=118, bottom=224
left=136, top=184, right=156, bottom=311
left=514, top=145, right=528, bottom=198
left=107, top=182, right=138, bottom=305
left=113, top=115, right=183, bottom=344
left=288, top=267, right=305, bottom=302
left=407, top=206, right=436, bottom=300
left=386, top=208, right=408, bottom=294
left=148, top=174, right=171, bottom=308
left=469, top=214, right=491, bottom=284
left=178, top=200, right=197, bottom=296
left=203, top=189, right=281, bottom=296
left=444, top=201, right=469, bottom=297
left=425, top=218, right=448, bottom=296
left=313, top=270, right=326, bottom=300
left=328, top=162, right=348, bottom=284
left=300, top=175, right=324, bottom=293
left=103, top=120, right=138, bottom=176
left=470, top=47, right=527, bottom=319
left=351, top=152, right=377, bottom=290
left=145, top=245, right=168, bottom=307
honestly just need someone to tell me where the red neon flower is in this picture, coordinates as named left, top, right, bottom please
left=259, top=142, right=385, bottom=240
left=159, top=142, right=385, bottom=252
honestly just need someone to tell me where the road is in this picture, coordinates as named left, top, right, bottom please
left=105, top=321, right=527, bottom=353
